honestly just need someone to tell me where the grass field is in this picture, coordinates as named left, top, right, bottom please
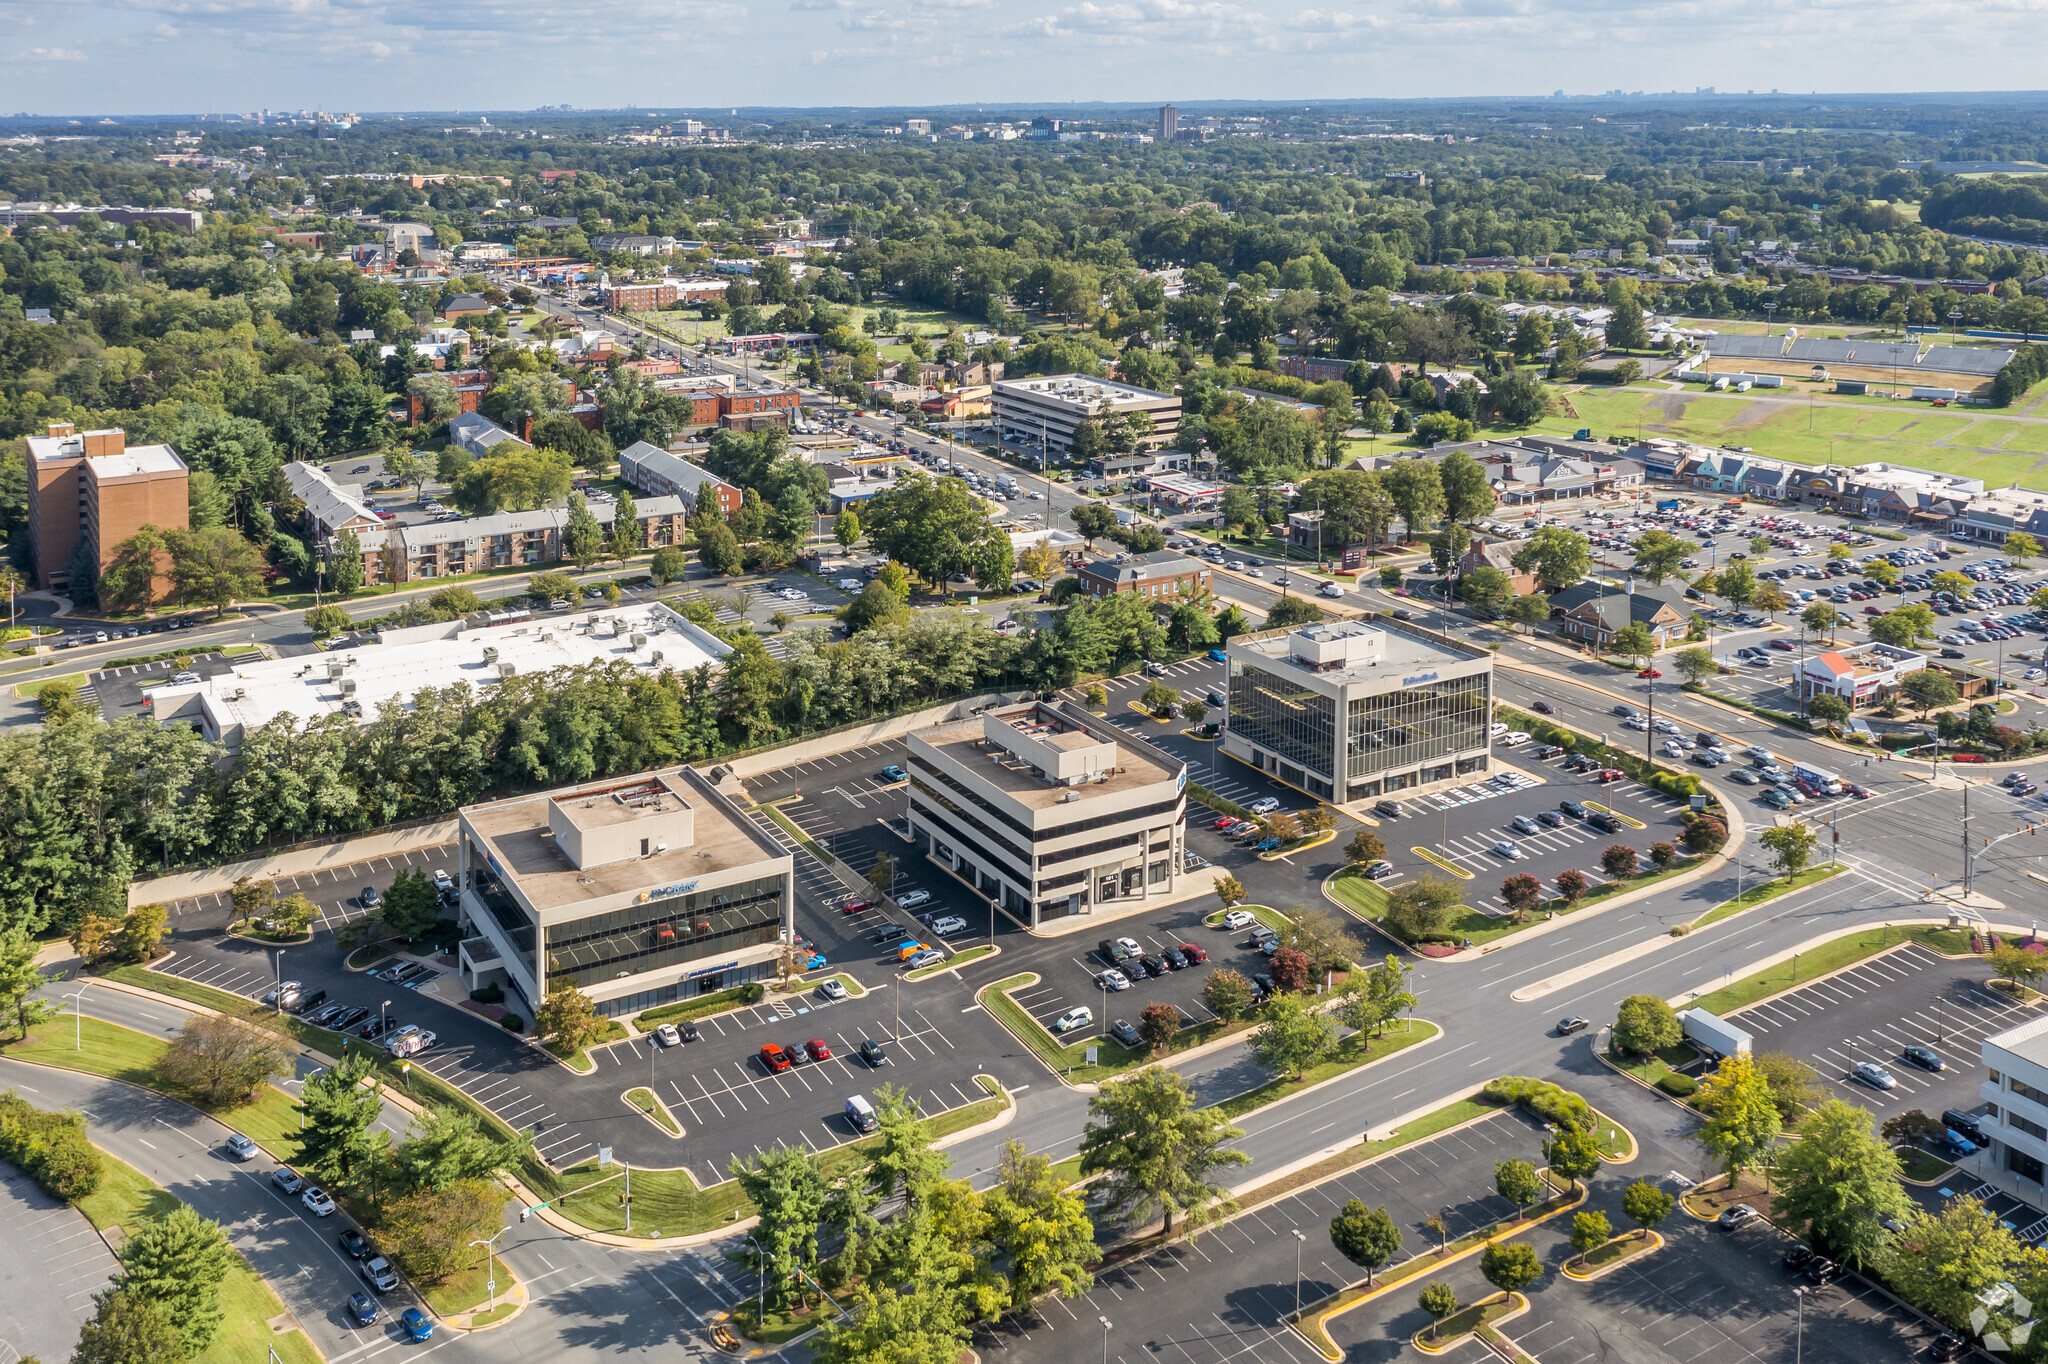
left=74, top=1148, right=325, bottom=1364
left=1691, top=863, right=1845, bottom=929
left=1529, top=386, right=2048, bottom=490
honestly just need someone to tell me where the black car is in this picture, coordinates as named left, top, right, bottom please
left=1108, top=1018, right=1143, bottom=1049
left=339, top=1227, right=374, bottom=1259
left=1252, top=973, right=1275, bottom=997
left=859, top=1038, right=887, bottom=1067
left=1930, top=1333, right=1967, bottom=1361
left=284, top=989, right=327, bottom=1016
left=1161, top=945, right=1190, bottom=971
left=329, top=1007, right=370, bottom=1031
left=1805, top=1257, right=1843, bottom=1285
left=680, top=1021, right=700, bottom=1043
left=1588, top=812, right=1622, bottom=833
left=1783, top=1245, right=1815, bottom=1270
left=1135, top=955, right=1168, bottom=979
left=1559, top=800, right=1588, bottom=819
left=1903, top=1045, right=1946, bottom=1071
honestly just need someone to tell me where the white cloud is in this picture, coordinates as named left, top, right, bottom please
left=15, top=45, right=91, bottom=60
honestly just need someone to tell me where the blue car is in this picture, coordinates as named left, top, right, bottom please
left=878, top=765, right=907, bottom=783
left=347, top=1292, right=379, bottom=1327
left=400, top=1308, right=433, bottom=1342
left=1207, top=648, right=1228, bottom=662
left=1256, top=837, right=1283, bottom=852
left=802, top=952, right=827, bottom=971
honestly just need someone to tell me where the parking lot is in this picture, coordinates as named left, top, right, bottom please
left=1004, top=913, right=1283, bottom=1041
left=1370, top=757, right=1695, bottom=918
left=1728, top=940, right=2048, bottom=1122
left=579, top=985, right=989, bottom=1186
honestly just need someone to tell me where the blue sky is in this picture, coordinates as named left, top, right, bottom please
left=1, top=0, right=2042, bottom=117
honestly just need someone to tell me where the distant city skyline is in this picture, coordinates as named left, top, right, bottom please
left=0, top=0, right=2043, bottom=118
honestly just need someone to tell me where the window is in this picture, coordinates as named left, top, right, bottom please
left=1229, top=661, right=1336, bottom=781
left=2010, top=1112, right=2048, bottom=1143
left=2011, top=1076, right=2048, bottom=1108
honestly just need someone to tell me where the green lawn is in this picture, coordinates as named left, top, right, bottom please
left=1213, top=1020, right=1438, bottom=1120
left=1898, top=1147, right=1955, bottom=1182
left=418, top=1256, right=508, bottom=1317
left=1607, top=1041, right=1701, bottom=1095
left=1424, top=1295, right=1518, bottom=1349
left=1572, top=1234, right=1658, bottom=1275
left=762, top=802, right=835, bottom=863
left=543, top=1017, right=628, bottom=1073
left=13, top=671, right=88, bottom=698
left=74, top=1147, right=324, bottom=1364
left=980, top=972, right=1210, bottom=1084
left=1201, top=903, right=1295, bottom=935
left=1691, top=864, right=1845, bottom=928
left=625, top=1086, right=681, bottom=1135
left=1689, top=925, right=1974, bottom=1015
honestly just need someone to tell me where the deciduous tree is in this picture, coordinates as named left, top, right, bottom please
left=1694, top=1053, right=1783, bottom=1181
left=1249, top=994, right=1336, bottom=1078
left=1077, top=1068, right=1249, bottom=1237
left=1621, top=1179, right=1674, bottom=1241
left=1759, top=821, right=1819, bottom=881
left=1329, top=1199, right=1404, bottom=1286
left=1570, top=1210, right=1611, bottom=1267
left=1773, top=1099, right=1913, bottom=1268
left=1494, top=1158, right=1543, bottom=1220
left=1613, top=994, right=1681, bottom=1056
left=157, top=1014, right=292, bottom=1107
left=535, top=983, right=607, bottom=1057
left=1479, top=1240, right=1542, bottom=1297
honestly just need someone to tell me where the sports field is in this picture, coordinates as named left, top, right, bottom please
left=1533, top=385, right=2048, bottom=490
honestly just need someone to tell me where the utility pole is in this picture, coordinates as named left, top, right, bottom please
left=1960, top=778, right=1975, bottom=897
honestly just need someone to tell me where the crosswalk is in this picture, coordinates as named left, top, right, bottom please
left=1414, top=771, right=1541, bottom=809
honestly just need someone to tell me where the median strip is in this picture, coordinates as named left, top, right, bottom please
left=1410, top=846, right=1473, bottom=879
left=1580, top=800, right=1645, bottom=830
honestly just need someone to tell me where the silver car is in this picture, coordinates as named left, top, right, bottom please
left=1853, top=1061, right=1897, bottom=1091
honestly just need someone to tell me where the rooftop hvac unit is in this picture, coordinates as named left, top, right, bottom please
left=498, top=661, right=517, bottom=679
left=1061, top=791, right=1081, bottom=803
left=326, top=660, right=345, bottom=680
left=649, top=650, right=664, bottom=665
left=540, top=631, right=553, bottom=642
left=482, top=646, right=499, bottom=664
left=630, top=632, right=648, bottom=649
left=338, top=678, right=357, bottom=696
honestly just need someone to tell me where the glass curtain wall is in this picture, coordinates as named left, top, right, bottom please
left=1228, top=662, right=1337, bottom=782
left=1347, top=676, right=1491, bottom=781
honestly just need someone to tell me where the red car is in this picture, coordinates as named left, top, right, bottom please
left=1863, top=606, right=1883, bottom=615
left=759, top=1043, right=792, bottom=1072
left=1637, top=669, right=1662, bottom=679
left=839, top=899, right=873, bottom=916
left=1532, top=701, right=1555, bottom=714
left=1952, top=753, right=1987, bottom=763
left=1597, top=768, right=1624, bottom=782
left=1178, top=943, right=1209, bottom=964
left=803, top=1038, right=832, bottom=1061
left=1214, top=816, right=1238, bottom=829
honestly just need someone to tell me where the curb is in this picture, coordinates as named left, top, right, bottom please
left=621, top=1085, right=686, bottom=1139
left=1411, top=1291, right=1530, bottom=1356
left=1560, top=1231, right=1665, bottom=1283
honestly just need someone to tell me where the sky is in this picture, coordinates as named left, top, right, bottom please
left=2, top=0, right=2046, bottom=117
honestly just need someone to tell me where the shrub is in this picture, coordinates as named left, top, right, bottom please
left=1657, top=1074, right=1699, bottom=1098
left=740, top=982, right=767, bottom=1004
left=501, top=1014, right=524, bottom=1032
left=0, top=1092, right=104, bottom=1201
left=1482, top=1075, right=1598, bottom=1131
left=469, top=984, right=504, bottom=1004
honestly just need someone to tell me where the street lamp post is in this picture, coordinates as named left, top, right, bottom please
left=1099, top=1316, right=1112, bottom=1364
left=469, top=1225, right=509, bottom=1315
left=68, top=980, right=88, bottom=1050
left=1794, top=1285, right=1809, bottom=1363
left=380, top=998, right=392, bottom=1039
left=745, top=1233, right=766, bottom=1326
left=1291, top=1228, right=1307, bottom=1318
left=274, top=950, right=286, bottom=1014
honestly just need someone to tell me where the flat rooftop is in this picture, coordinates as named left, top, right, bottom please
left=466, top=768, right=783, bottom=913
left=1232, top=617, right=1486, bottom=687
left=1986, top=1012, right=2048, bottom=1065
left=88, top=449, right=185, bottom=478
left=995, top=376, right=1175, bottom=406
left=154, top=602, right=726, bottom=737
left=917, top=703, right=1183, bottom=811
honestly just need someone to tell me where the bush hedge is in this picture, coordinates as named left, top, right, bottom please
left=0, top=1091, right=103, bottom=1201
left=1482, top=1075, right=1598, bottom=1131
left=1656, top=1073, right=1699, bottom=1098
left=1495, top=707, right=1706, bottom=802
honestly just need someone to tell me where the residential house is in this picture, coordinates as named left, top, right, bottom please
left=1546, top=579, right=1691, bottom=649
left=282, top=462, right=384, bottom=543
left=1455, top=538, right=1540, bottom=596
left=449, top=412, right=531, bottom=456
left=1426, top=371, right=1488, bottom=407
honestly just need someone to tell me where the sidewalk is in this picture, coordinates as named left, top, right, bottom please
left=127, top=820, right=458, bottom=907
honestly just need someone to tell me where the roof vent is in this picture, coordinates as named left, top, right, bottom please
left=630, top=631, right=648, bottom=649
left=338, top=678, right=357, bottom=696
left=482, top=646, right=499, bottom=664
left=498, top=661, right=517, bottom=678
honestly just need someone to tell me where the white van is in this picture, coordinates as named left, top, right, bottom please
left=844, top=1095, right=878, bottom=1133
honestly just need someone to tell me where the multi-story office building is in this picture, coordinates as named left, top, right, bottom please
left=454, top=767, right=793, bottom=1018
left=992, top=376, right=1181, bottom=459
left=1977, top=1014, right=2048, bottom=1188
left=905, top=700, right=1187, bottom=929
left=1223, top=618, right=1494, bottom=804
left=25, top=422, right=189, bottom=597
left=1158, top=105, right=1179, bottom=142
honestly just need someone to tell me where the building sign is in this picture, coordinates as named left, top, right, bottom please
left=1341, top=548, right=1362, bottom=570
left=1402, top=672, right=1440, bottom=687
left=636, top=879, right=700, bottom=903
left=686, top=960, right=738, bottom=980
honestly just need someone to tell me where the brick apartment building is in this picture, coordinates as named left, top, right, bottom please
left=26, top=422, right=189, bottom=599
left=407, top=369, right=491, bottom=424
left=618, top=443, right=744, bottom=518
left=341, top=498, right=687, bottom=586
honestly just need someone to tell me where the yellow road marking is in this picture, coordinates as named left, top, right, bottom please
left=1583, top=800, right=1646, bottom=830
left=1411, top=846, right=1474, bottom=880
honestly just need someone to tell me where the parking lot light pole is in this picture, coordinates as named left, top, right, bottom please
left=275, top=950, right=286, bottom=1014
left=1291, top=1228, right=1307, bottom=1317
left=69, top=980, right=88, bottom=1050
left=380, top=998, right=391, bottom=1039
left=469, top=1225, right=508, bottom=1315
left=1099, top=1316, right=1112, bottom=1364
left=1793, top=1285, right=1809, bottom=1363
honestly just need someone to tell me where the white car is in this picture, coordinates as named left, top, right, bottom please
left=172, top=670, right=202, bottom=685
left=1623, top=716, right=1651, bottom=731
left=1114, top=936, right=1143, bottom=959
left=225, top=1133, right=258, bottom=1161
left=1222, top=909, right=1256, bottom=930
left=1052, top=1007, right=1094, bottom=1034
left=302, top=1187, right=337, bottom=1217
left=1490, top=721, right=1511, bottom=737
left=1319, top=581, right=1345, bottom=598
left=1501, top=731, right=1531, bottom=747
left=929, top=915, right=968, bottom=936
left=1491, top=840, right=1524, bottom=859
left=1246, top=796, right=1282, bottom=815
left=655, top=1023, right=683, bottom=1047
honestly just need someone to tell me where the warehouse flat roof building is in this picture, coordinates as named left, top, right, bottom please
left=992, top=376, right=1180, bottom=456
left=455, top=767, right=794, bottom=1018
left=905, top=700, right=1187, bottom=929
left=1223, top=618, right=1494, bottom=805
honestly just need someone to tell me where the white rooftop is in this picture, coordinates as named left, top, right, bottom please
left=87, top=448, right=184, bottom=478
left=151, top=602, right=729, bottom=745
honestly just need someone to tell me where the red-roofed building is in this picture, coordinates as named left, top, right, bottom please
left=1798, top=643, right=1926, bottom=706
